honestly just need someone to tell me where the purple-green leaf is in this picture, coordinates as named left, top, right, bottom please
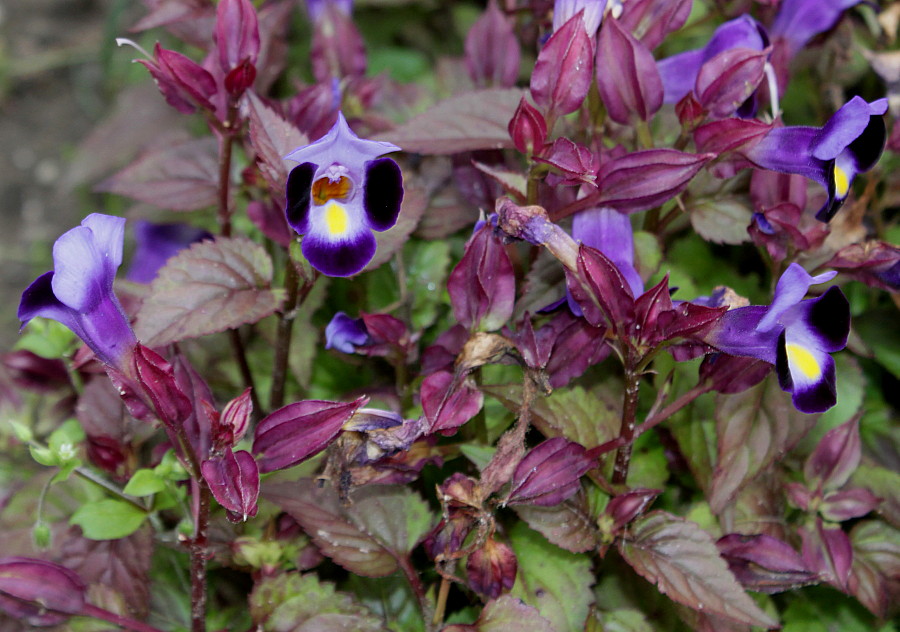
left=444, top=595, right=556, bottom=632
left=848, top=520, right=900, bottom=620
left=512, top=487, right=601, bottom=553
left=618, top=511, right=779, bottom=628
left=134, top=237, right=285, bottom=347
left=374, top=88, right=524, bottom=155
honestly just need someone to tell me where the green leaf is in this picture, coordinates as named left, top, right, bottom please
left=851, top=465, right=900, bottom=529
left=510, top=523, right=595, bottom=632
left=123, top=469, right=167, bottom=496
left=458, top=595, right=556, bottom=632
left=597, top=609, right=655, bottom=632
left=51, top=459, right=81, bottom=484
left=633, top=230, right=662, bottom=281
left=250, top=572, right=388, bottom=632
left=70, top=499, right=147, bottom=540
left=618, top=511, right=778, bottom=628
left=134, top=237, right=286, bottom=347
left=14, top=318, right=76, bottom=358
left=460, top=444, right=497, bottom=471
left=854, top=310, right=900, bottom=378
left=29, top=445, right=58, bottom=467
left=688, top=197, right=753, bottom=245
left=346, top=574, right=425, bottom=632
left=849, top=520, right=900, bottom=620
left=48, top=418, right=85, bottom=452
left=406, top=239, right=452, bottom=330
left=782, top=586, right=896, bottom=632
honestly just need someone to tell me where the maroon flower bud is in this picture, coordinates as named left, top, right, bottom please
left=310, top=3, right=367, bottom=82
left=595, top=149, right=713, bottom=213
left=508, top=97, right=548, bottom=156
left=0, top=557, right=86, bottom=626
left=253, top=397, right=368, bottom=472
left=425, top=514, right=474, bottom=561
left=224, top=58, right=257, bottom=98
left=508, top=314, right=554, bottom=371
left=3, top=350, right=70, bottom=393
left=800, top=519, right=853, bottom=591
left=693, top=117, right=772, bottom=178
left=617, top=0, right=692, bottom=50
left=542, top=311, right=609, bottom=388
left=201, top=448, right=260, bottom=522
left=138, top=44, right=217, bottom=115
left=466, top=537, right=517, bottom=599
left=465, top=0, right=521, bottom=88
left=606, top=488, right=660, bottom=532
left=131, top=344, right=192, bottom=430
left=595, top=18, right=663, bottom=125
left=212, top=387, right=253, bottom=451
left=567, top=244, right=635, bottom=333
left=675, top=92, right=706, bottom=131
left=215, top=0, right=260, bottom=74
left=804, top=418, right=861, bottom=493
left=359, top=312, right=412, bottom=359
left=534, top=137, right=598, bottom=186
left=695, top=47, right=769, bottom=119
left=716, top=534, right=817, bottom=594
left=421, top=370, right=484, bottom=436
left=505, top=437, right=596, bottom=506
left=819, top=488, right=881, bottom=522
left=448, top=224, right=515, bottom=332
left=824, top=241, right=900, bottom=292
left=531, top=12, right=594, bottom=116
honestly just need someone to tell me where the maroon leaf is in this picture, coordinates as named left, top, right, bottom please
left=709, top=375, right=818, bottom=513
left=134, top=237, right=285, bottom=347
left=376, top=88, right=524, bottom=154
left=567, top=244, right=635, bottom=333
left=506, top=438, right=596, bottom=507
left=800, top=518, right=853, bottom=591
left=824, top=241, right=900, bottom=292
left=310, top=2, right=366, bottom=81
left=201, top=449, right=259, bottom=521
left=97, top=137, right=219, bottom=210
left=619, top=511, right=778, bottom=628
left=421, top=370, right=484, bottom=435
left=246, top=92, right=308, bottom=193
left=596, top=149, right=713, bottom=213
left=695, top=48, right=769, bottom=119
left=262, top=480, right=432, bottom=577
left=253, top=397, right=367, bottom=473
left=804, top=417, right=861, bottom=492
left=59, top=525, right=154, bottom=618
left=448, top=225, right=516, bottom=332
left=617, top=0, right=692, bottom=49
left=0, top=558, right=86, bottom=626
left=716, top=533, right=817, bottom=593
left=465, top=0, right=520, bottom=88
left=699, top=354, right=771, bottom=395
left=530, top=13, right=594, bottom=116
left=596, top=18, right=662, bottom=125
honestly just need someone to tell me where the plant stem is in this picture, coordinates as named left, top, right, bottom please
left=612, top=356, right=641, bottom=486
left=432, top=576, right=451, bottom=628
left=74, top=466, right=146, bottom=511
left=216, top=110, right=237, bottom=237
left=190, top=480, right=211, bottom=632
left=81, top=604, right=165, bottom=632
left=270, top=257, right=302, bottom=411
left=398, top=555, right=432, bottom=629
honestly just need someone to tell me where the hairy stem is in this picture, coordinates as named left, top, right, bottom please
left=398, top=555, right=432, bottom=629
left=81, top=604, right=165, bottom=632
left=270, top=257, right=302, bottom=411
left=190, top=480, right=212, bottom=632
left=612, top=357, right=641, bottom=486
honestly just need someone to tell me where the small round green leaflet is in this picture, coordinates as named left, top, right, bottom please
left=70, top=499, right=147, bottom=540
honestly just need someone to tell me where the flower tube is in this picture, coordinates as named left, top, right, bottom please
left=285, top=112, right=404, bottom=276
left=18, top=214, right=137, bottom=370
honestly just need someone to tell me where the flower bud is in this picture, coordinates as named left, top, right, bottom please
left=465, top=1, right=521, bottom=88
left=508, top=98, right=547, bottom=156
left=466, top=537, right=517, bottom=599
left=0, top=558, right=86, bottom=626
left=448, top=225, right=515, bottom=332
left=596, top=18, right=662, bottom=125
left=201, top=448, right=260, bottom=522
left=531, top=13, right=594, bottom=116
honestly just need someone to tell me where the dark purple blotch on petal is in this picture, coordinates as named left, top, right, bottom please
left=286, top=162, right=315, bottom=234
left=302, top=230, right=377, bottom=278
left=363, top=158, right=404, bottom=231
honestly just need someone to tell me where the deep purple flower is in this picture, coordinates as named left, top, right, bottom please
left=285, top=112, right=403, bottom=276
left=705, top=263, right=850, bottom=413
left=553, top=0, right=607, bottom=37
left=306, top=0, right=353, bottom=22
left=744, top=96, right=887, bottom=222
left=18, top=214, right=137, bottom=370
left=771, top=0, right=863, bottom=58
left=126, top=220, right=212, bottom=283
left=325, top=311, right=371, bottom=353
left=656, top=15, right=769, bottom=108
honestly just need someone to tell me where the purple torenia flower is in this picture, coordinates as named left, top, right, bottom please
left=18, top=214, right=137, bottom=369
left=325, top=311, right=371, bottom=353
left=771, top=0, right=863, bottom=58
left=126, top=220, right=212, bottom=283
left=705, top=263, right=850, bottom=413
left=553, top=0, right=607, bottom=37
left=285, top=112, right=403, bottom=276
left=656, top=15, right=769, bottom=108
left=744, top=96, right=887, bottom=222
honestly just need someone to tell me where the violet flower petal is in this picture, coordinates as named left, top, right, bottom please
left=772, top=0, right=863, bottom=57
left=758, top=263, right=836, bottom=332
left=325, top=312, right=371, bottom=353
left=127, top=220, right=213, bottom=284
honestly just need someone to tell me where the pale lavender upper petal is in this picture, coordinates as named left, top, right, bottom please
left=285, top=112, right=399, bottom=171
left=758, top=263, right=836, bottom=332
left=553, top=0, right=607, bottom=37
left=811, top=96, right=879, bottom=161
left=50, top=226, right=110, bottom=313
left=771, top=0, right=862, bottom=56
left=82, top=213, right=126, bottom=271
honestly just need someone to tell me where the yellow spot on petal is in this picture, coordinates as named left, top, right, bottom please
left=312, top=176, right=352, bottom=205
left=833, top=165, right=850, bottom=199
left=786, top=343, right=821, bottom=380
left=323, top=201, right=349, bottom=236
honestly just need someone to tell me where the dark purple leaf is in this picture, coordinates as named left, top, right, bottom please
left=131, top=344, right=193, bottom=430
left=530, top=13, right=594, bottom=116
left=716, top=533, right=817, bottom=593
left=246, top=92, right=308, bottom=193
left=201, top=449, right=259, bottom=521
left=709, top=375, right=818, bottom=513
left=376, top=88, right=524, bottom=154
left=467, top=537, right=517, bottom=599
left=310, top=3, right=366, bottom=81
left=699, top=355, right=770, bottom=398
left=506, top=438, right=596, bottom=507
left=0, top=557, right=86, bottom=626
left=253, top=397, right=367, bottom=473
left=3, top=350, right=70, bottom=393
left=804, top=417, right=861, bottom=492
left=421, top=370, right=484, bottom=435
left=534, top=137, right=598, bottom=186
left=800, top=518, right=853, bottom=591
left=596, top=18, right=662, bottom=125
left=97, top=137, right=219, bottom=210
left=134, top=237, right=285, bottom=347
left=619, top=511, right=778, bottom=628
left=824, top=241, right=900, bottom=292
left=465, top=1, right=520, bottom=88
